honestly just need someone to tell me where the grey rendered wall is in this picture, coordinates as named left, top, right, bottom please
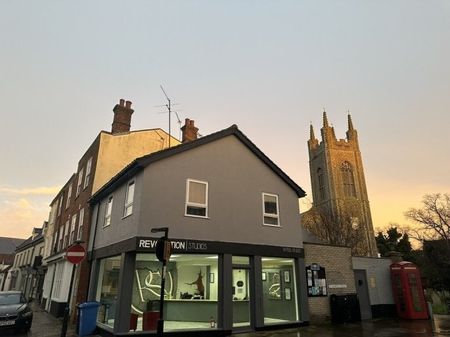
left=352, top=257, right=394, bottom=305
left=91, top=172, right=144, bottom=250
left=138, top=135, right=303, bottom=248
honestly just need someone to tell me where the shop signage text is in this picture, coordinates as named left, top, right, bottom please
left=138, top=239, right=208, bottom=252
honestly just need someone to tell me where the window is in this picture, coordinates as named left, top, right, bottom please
left=124, top=180, right=135, bottom=217
left=262, top=193, right=280, bottom=226
left=84, top=157, right=92, bottom=189
left=317, top=168, right=325, bottom=200
left=104, top=196, right=113, bottom=227
left=77, top=208, right=84, bottom=240
left=76, top=167, right=84, bottom=196
left=57, top=196, right=63, bottom=216
left=261, top=257, right=298, bottom=324
left=341, top=161, right=356, bottom=198
left=185, top=179, right=208, bottom=217
left=58, top=228, right=63, bottom=251
left=66, top=183, right=72, bottom=209
left=64, top=220, right=70, bottom=248
left=131, top=253, right=218, bottom=332
left=96, top=256, right=122, bottom=328
left=70, top=214, right=77, bottom=244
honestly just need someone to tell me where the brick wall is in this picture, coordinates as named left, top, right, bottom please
left=304, top=243, right=356, bottom=322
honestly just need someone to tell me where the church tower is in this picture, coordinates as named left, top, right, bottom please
left=307, top=111, right=378, bottom=256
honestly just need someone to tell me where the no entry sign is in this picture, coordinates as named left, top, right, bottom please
left=65, top=243, right=86, bottom=264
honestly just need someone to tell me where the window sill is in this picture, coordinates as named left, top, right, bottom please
left=184, top=214, right=210, bottom=220
left=122, top=213, right=133, bottom=220
left=262, top=223, right=282, bottom=228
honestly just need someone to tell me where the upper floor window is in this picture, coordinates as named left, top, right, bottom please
left=262, top=193, right=280, bottom=226
left=84, top=157, right=92, bottom=189
left=57, top=196, right=63, bottom=216
left=341, top=161, right=356, bottom=198
left=66, top=183, right=72, bottom=209
left=76, top=167, right=84, bottom=196
left=185, top=179, right=208, bottom=218
left=124, top=180, right=135, bottom=217
left=317, top=168, right=325, bottom=200
left=70, top=214, right=77, bottom=244
left=64, top=220, right=70, bottom=248
left=77, top=208, right=84, bottom=240
left=104, top=196, right=113, bottom=227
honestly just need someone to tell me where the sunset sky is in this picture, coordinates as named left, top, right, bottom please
left=1, top=1, right=449, bottom=239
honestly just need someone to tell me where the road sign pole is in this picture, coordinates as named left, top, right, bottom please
left=60, top=263, right=76, bottom=337
left=60, top=242, right=86, bottom=337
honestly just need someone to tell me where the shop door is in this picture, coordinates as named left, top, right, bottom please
left=232, top=268, right=251, bottom=329
left=354, top=270, right=372, bottom=320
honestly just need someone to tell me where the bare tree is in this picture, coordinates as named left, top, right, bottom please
left=404, top=193, right=450, bottom=248
left=302, top=199, right=370, bottom=256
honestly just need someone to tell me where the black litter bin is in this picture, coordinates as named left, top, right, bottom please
left=330, top=294, right=361, bottom=324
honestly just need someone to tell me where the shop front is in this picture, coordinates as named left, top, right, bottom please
left=89, top=237, right=308, bottom=336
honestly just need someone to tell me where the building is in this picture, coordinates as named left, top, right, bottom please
left=0, top=237, right=24, bottom=291
left=87, top=125, right=308, bottom=336
left=304, top=112, right=378, bottom=257
left=6, top=227, right=45, bottom=299
left=41, top=99, right=181, bottom=317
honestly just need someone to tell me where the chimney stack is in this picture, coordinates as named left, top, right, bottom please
left=181, top=118, right=199, bottom=143
left=112, top=99, right=134, bottom=134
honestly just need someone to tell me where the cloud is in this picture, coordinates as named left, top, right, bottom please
left=0, top=197, right=49, bottom=238
left=0, top=186, right=61, bottom=196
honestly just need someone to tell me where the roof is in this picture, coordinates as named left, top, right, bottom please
left=90, top=125, right=306, bottom=203
left=0, top=237, right=25, bottom=255
left=15, top=232, right=44, bottom=252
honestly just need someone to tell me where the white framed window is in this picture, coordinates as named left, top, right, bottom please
left=124, top=180, right=135, bottom=217
left=185, top=179, right=208, bottom=218
left=262, top=193, right=280, bottom=226
left=77, top=208, right=84, bottom=240
left=69, top=214, right=77, bottom=244
left=104, top=196, right=113, bottom=227
left=76, top=167, right=84, bottom=196
left=64, top=220, right=70, bottom=248
left=66, top=183, right=72, bottom=209
left=84, top=157, right=92, bottom=189
left=58, top=228, right=63, bottom=251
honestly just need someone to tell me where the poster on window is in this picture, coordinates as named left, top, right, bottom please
left=305, top=264, right=327, bottom=297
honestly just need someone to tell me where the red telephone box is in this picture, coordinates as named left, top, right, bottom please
left=390, top=261, right=428, bottom=319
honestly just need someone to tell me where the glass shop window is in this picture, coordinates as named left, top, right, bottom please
left=96, top=256, right=122, bottom=328
left=131, top=253, right=218, bottom=332
left=261, top=257, right=298, bottom=324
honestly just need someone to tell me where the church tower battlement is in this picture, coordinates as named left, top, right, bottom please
left=307, top=111, right=378, bottom=256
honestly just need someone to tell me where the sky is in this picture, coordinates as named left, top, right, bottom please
left=1, top=1, right=449, bottom=239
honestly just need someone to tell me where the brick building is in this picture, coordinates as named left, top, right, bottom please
left=41, top=99, right=183, bottom=317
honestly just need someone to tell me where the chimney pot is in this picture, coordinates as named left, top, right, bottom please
left=112, top=98, right=134, bottom=134
left=181, top=118, right=198, bottom=143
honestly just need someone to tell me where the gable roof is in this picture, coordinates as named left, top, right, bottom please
left=0, top=237, right=25, bottom=255
left=90, top=125, right=306, bottom=204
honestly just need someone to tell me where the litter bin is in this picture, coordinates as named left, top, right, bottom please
left=78, top=301, right=100, bottom=336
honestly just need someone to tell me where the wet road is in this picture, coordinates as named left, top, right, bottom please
left=1, top=301, right=445, bottom=337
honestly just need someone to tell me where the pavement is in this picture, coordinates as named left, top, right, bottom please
left=1, top=301, right=448, bottom=337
